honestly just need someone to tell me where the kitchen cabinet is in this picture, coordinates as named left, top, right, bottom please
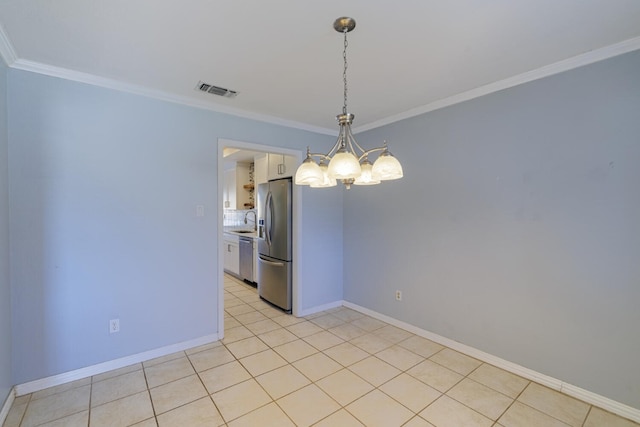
left=223, top=162, right=253, bottom=209
left=223, top=233, right=240, bottom=276
left=254, top=153, right=297, bottom=184
left=267, top=153, right=297, bottom=181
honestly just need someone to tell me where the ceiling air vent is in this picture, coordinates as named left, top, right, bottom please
left=196, top=81, right=238, bottom=98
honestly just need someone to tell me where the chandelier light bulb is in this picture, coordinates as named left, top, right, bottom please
left=354, top=158, right=380, bottom=186
left=310, top=161, right=337, bottom=188
left=372, top=148, right=404, bottom=181
left=294, top=151, right=324, bottom=185
left=327, top=148, right=361, bottom=180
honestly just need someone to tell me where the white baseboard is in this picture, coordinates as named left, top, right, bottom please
left=14, top=333, right=219, bottom=396
left=297, top=299, right=343, bottom=317
left=343, top=301, right=640, bottom=424
left=0, top=387, right=15, bottom=426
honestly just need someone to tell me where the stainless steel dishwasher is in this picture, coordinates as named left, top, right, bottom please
left=239, top=236, right=254, bottom=283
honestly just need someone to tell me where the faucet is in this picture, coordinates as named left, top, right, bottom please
left=244, top=210, right=257, bottom=231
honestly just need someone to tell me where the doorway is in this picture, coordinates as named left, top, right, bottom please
left=217, top=138, right=303, bottom=339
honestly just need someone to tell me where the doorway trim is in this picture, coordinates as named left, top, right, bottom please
left=217, top=138, right=303, bottom=338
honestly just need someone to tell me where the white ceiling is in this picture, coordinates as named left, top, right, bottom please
left=1, top=1, right=640, bottom=134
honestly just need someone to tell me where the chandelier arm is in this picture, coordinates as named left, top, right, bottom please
left=358, top=146, right=386, bottom=162
left=345, top=124, right=366, bottom=156
left=308, top=153, right=332, bottom=161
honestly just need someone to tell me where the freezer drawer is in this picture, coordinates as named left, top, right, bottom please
left=258, top=255, right=292, bottom=313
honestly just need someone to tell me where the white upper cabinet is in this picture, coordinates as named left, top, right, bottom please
left=223, top=162, right=253, bottom=209
left=267, top=153, right=297, bottom=181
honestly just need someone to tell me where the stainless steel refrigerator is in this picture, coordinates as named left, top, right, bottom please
left=257, top=178, right=293, bottom=312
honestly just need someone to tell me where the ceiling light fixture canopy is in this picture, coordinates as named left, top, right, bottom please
left=295, top=17, right=403, bottom=190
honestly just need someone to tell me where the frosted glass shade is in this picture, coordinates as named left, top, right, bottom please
left=294, top=159, right=323, bottom=185
left=310, top=162, right=337, bottom=188
left=327, top=150, right=361, bottom=180
left=353, top=160, right=380, bottom=186
left=372, top=152, right=403, bottom=180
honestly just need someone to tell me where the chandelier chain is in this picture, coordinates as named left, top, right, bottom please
left=342, top=29, right=348, bottom=115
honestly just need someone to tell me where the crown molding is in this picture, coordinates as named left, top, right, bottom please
left=0, top=23, right=17, bottom=66
left=354, top=35, right=640, bottom=133
left=4, top=33, right=639, bottom=136
left=9, top=59, right=335, bottom=136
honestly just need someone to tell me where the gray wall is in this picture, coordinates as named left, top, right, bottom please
left=7, top=69, right=343, bottom=384
left=0, top=58, right=12, bottom=402
left=344, top=51, right=640, bottom=408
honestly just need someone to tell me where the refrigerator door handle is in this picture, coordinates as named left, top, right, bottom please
left=259, top=255, right=285, bottom=267
left=265, top=191, right=272, bottom=246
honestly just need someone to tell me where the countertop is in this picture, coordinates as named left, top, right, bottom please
left=224, top=229, right=258, bottom=239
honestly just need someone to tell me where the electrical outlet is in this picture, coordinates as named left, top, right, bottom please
left=395, top=290, right=402, bottom=301
left=109, top=319, right=120, bottom=334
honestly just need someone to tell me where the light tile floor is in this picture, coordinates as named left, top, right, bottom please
left=4, top=274, right=639, bottom=427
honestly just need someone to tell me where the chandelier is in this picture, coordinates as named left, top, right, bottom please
left=294, top=17, right=403, bottom=189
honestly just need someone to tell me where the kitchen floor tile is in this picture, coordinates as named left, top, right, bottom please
left=316, top=368, right=375, bottom=406
left=376, top=345, right=425, bottom=371
left=225, top=304, right=256, bottom=317
left=277, top=384, right=340, bottom=426
left=21, top=385, right=90, bottom=427
left=156, top=396, right=224, bottom=427
left=91, top=369, right=148, bottom=407
left=225, top=336, right=270, bottom=359
left=188, top=345, right=236, bottom=372
left=272, top=314, right=306, bottom=327
left=313, top=409, right=365, bottom=426
left=373, top=324, right=414, bottom=344
left=89, top=391, right=154, bottom=427
left=446, top=377, right=513, bottom=420
left=349, top=356, right=402, bottom=387
left=234, top=310, right=268, bottom=325
left=467, top=363, right=529, bottom=398
left=583, top=407, right=640, bottom=427
left=308, top=313, right=346, bottom=329
left=211, top=379, right=272, bottom=422
left=327, top=323, right=367, bottom=341
left=517, top=383, right=590, bottom=426
left=36, top=410, right=88, bottom=427
left=398, top=335, right=444, bottom=358
left=429, top=347, right=482, bottom=376
left=349, top=333, right=394, bottom=354
left=350, top=315, right=387, bottom=332
left=302, top=330, right=345, bottom=351
left=257, top=328, right=299, bottom=347
left=144, top=356, right=196, bottom=388
left=255, top=364, right=311, bottom=399
left=292, top=352, right=342, bottom=382
left=227, top=402, right=295, bottom=427
left=221, top=325, right=255, bottom=344
left=346, top=389, right=414, bottom=427
left=379, top=373, right=441, bottom=413
left=419, top=395, right=493, bottom=427
left=323, top=341, right=369, bottom=366
left=286, top=320, right=324, bottom=338
left=498, top=401, right=571, bottom=427
left=93, top=363, right=143, bottom=382
left=243, top=318, right=281, bottom=335
left=331, top=308, right=365, bottom=322
left=407, top=359, right=464, bottom=392
left=239, top=349, right=288, bottom=376
left=149, top=374, right=208, bottom=415
left=273, top=338, right=318, bottom=362
left=199, top=360, right=252, bottom=394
